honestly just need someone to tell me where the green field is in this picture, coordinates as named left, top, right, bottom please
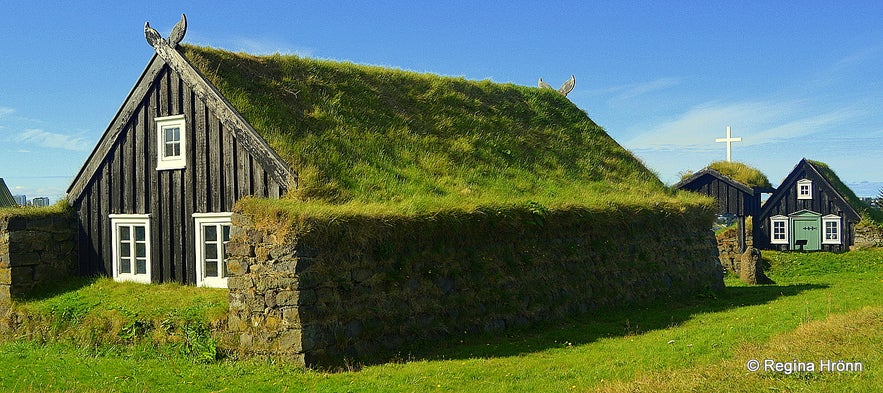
left=1, top=249, right=881, bottom=392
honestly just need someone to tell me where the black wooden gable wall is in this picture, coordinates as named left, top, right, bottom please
left=754, top=160, right=860, bottom=251
left=675, top=170, right=758, bottom=217
left=73, top=60, right=287, bottom=283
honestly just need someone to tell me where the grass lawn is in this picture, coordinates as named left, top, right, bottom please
left=1, top=249, right=881, bottom=392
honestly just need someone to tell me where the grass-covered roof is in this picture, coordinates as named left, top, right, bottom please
left=180, top=45, right=683, bottom=209
left=706, top=161, right=772, bottom=189
left=807, top=159, right=882, bottom=225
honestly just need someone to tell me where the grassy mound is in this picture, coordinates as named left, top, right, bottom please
left=706, top=161, right=771, bottom=188
left=182, top=45, right=671, bottom=207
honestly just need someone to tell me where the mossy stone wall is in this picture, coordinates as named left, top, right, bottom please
left=0, top=212, right=77, bottom=306
left=225, top=205, right=724, bottom=367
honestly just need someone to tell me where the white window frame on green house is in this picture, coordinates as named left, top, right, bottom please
left=193, top=212, right=233, bottom=288
left=796, top=179, right=812, bottom=200
left=109, top=214, right=152, bottom=284
left=155, top=114, right=186, bottom=170
left=822, top=214, right=842, bottom=245
left=770, top=215, right=789, bottom=245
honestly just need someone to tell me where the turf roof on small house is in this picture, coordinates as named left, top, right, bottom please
left=180, top=45, right=680, bottom=209
left=679, top=161, right=772, bottom=190
left=802, top=159, right=881, bottom=224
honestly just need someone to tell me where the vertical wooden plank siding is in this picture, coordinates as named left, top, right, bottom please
left=73, top=63, right=288, bottom=284
left=223, top=123, right=236, bottom=207
left=195, top=98, right=208, bottom=213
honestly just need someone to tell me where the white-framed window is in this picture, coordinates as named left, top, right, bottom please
left=770, top=215, right=789, bottom=245
left=193, top=213, right=233, bottom=288
left=155, top=114, right=186, bottom=170
left=797, top=179, right=812, bottom=200
left=109, top=214, right=151, bottom=284
left=822, top=215, right=841, bottom=244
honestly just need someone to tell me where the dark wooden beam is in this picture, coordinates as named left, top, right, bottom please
left=147, top=28, right=296, bottom=192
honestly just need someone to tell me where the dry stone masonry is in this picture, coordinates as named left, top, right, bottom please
left=0, top=211, right=77, bottom=306
left=225, top=206, right=725, bottom=367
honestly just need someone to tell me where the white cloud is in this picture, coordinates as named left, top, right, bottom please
left=16, top=129, right=91, bottom=151
left=624, top=100, right=860, bottom=151
left=0, top=107, right=13, bottom=118
left=589, top=78, right=681, bottom=101
left=613, top=78, right=681, bottom=101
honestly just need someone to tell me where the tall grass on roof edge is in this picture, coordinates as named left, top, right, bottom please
left=181, top=45, right=687, bottom=210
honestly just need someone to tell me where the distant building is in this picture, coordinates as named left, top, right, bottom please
left=0, top=179, right=17, bottom=208
left=32, top=197, right=50, bottom=207
left=13, top=195, right=27, bottom=206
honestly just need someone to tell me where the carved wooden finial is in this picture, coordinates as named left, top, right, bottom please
left=538, top=75, right=576, bottom=97
left=144, top=14, right=187, bottom=49
left=558, top=74, right=575, bottom=97
left=144, top=22, right=163, bottom=47
left=168, top=14, right=187, bottom=48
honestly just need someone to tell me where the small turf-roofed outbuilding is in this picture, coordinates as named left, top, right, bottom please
left=755, top=158, right=861, bottom=252
left=674, top=162, right=774, bottom=251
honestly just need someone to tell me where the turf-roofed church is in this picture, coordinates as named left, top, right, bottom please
left=67, top=16, right=295, bottom=287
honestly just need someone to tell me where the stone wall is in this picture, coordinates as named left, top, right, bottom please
left=225, top=205, right=724, bottom=367
left=716, top=227, right=752, bottom=275
left=854, top=224, right=883, bottom=249
left=0, top=211, right=78, bottom=305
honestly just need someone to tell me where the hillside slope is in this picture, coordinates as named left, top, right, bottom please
left=181, top=45, right=666, bottom=206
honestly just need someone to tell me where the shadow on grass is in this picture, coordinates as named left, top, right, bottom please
left=384, top=283, right=828, bottom=364
left=13, top=275, right=100, bottom=302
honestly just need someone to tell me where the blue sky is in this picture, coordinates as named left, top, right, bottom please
left=2, top=1, right=882, bottom=202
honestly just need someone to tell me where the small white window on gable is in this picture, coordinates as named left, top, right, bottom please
left=822, top=215, right=842, bottom=244
left=797, top=179, right=812, bottom=200
left=155, top=114, right=186, bottom=170
left=770, top=215, right=789, bottom=245
left=193, top=213, right=233, bottom=288
left=110, top=214, right=151, bottom=284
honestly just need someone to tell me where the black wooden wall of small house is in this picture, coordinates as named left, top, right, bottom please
left=678, top=173, right=757, bottom=217
left=73, top=65, right=288, bottom=284
left=754, top=165, right=858, bottom=251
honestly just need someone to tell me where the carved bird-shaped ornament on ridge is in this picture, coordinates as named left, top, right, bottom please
left=144, top=22, right=163, bottom=47
left=538, top=75, right=576, bottom=97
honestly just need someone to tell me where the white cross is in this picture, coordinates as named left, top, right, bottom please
left=715, top=126, right=742, bottom=162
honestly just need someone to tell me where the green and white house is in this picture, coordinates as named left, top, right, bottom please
left=755, top=159, right=862, bottom=252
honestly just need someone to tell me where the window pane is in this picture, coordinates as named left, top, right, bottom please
left=136, top=259, right=147, bottom=275
left=120, top=258, right=131, bottom=274
left=204, top=225, right=217, bottom=242
left=172, top=127, right=180, bottom=141
left=205, top=243, right=217, bottom=260
left=222, top=225, right=231, bottom=242
left=135, top=243, right=146, bottom=258
left=120, top=242, right=131, bottom=258
left=205, top=259, right=218, bottom=277
left=173, top=143, right=180, bottom=157
left=135, top=226, right=146, bottom=241
left=120, top=226, right=130, bottom=241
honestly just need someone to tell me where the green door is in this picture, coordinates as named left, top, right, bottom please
left=790, top=211, right=821, bottom=251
